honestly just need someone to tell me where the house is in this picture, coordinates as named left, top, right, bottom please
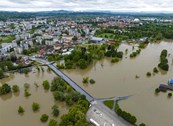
left=53, top=44, right=61, bottom=51
left=168, top=78, right=173, bottom=85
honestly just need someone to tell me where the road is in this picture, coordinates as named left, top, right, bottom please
left=87, top=100, right=133, bottom=126
left=48, top=64, right=94, bottom=101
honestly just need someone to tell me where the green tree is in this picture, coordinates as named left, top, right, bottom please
left=48, top=119, right=58, bottom=126
left=12, top=85, right=19, bottom=93
left=72, top=36, right=78, bottom=41
left=40, top=114, right=49, bottom=122
left=24, top=90, right=31, bottom=97
left=52, top=105, right=60, bottom=117
left=153, top=67, right=159, bottom=73
left=168, top=93, right=172, bottom=97
left=82, top=77, right=89, bottom=83
left=42, top=80, right=50, bottom=90
left=32, top=102, right=40, bottom=111
left=50, top=77, right=67, bottom=92
left=155, top=88, right=160, bottom=93
left=77, top=59, right=88, bottom=69
left=0, top=83, right=11, bottom=95
left=139, top=123, right=146, bottom=126
left=0, top=70, right=4, bottom=79
left=53, top=91, right=65, bottom=101
left=146, top=72, right=151, bottom=77
left=158, top=49, right=169, bottom=71
left=18, top=106, right=24, bottom=114
left=89, top=79, right=95, bottom=84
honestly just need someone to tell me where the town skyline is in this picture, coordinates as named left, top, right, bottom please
left=0, top=0, right=173, bottom=13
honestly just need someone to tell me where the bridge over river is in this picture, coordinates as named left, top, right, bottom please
left=30, top=57, right=133, bottom=126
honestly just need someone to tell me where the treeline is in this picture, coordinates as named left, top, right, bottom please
left=95, top=23, right=173, bottom=41
left=105, top=45, right=123, bottom=58
left=0, top=12, right=34, bottom=21
left=50, top=77, right=91, bottom=125
left=158, top=49, right=169, bottom=71
left=115, top=102, right=146, bottom=126
left=0, top=59, right=32, bottom=79
left=0, top=83, right=20, bottom=95
left=57, top=44, right=123, bottom=69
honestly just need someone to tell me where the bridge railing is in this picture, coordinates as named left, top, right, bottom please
left=48, top=64, right=94, bottom=101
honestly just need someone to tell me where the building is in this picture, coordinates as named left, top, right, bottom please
left=168, top=78, right=173, bottom=85
left=90, top=37, right=107, bottom=44
left=0, top=43, right=17, bottom=53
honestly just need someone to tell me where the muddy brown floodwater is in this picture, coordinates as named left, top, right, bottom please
left=1, top=41, right=173, bottom=126
left=0, top=67, right=69, bottom=126
left=63, top=41, right=173, bottom=126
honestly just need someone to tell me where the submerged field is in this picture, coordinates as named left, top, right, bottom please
left=63, top=41, right=173, bottom=126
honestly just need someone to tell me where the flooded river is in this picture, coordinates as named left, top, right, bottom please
left=63, top=41, right=173, bottom=126
left=1, top=41, right=173, bottom=126
left=0, top=68, right=69, bottom=126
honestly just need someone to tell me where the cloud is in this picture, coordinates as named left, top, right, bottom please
left=0, top=0, right=173, bottom=12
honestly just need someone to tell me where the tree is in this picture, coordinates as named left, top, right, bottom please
left=158, top=49, right=169, bottom=71
left=77, top=59, right=88, bottom=69
left=53, top=91, right=65, bottom=101
left=139, top=123, right=146, bottom=126
left=32, top=102, right=40, bottom=111
left=111, top=58, right=119, bottom=63
left=65, top=94, right=73, bottom=106
left=42, top=80, right=50, bottom=90
left=72, top=36, right=78, bottom=41
left=89, top=79, right=95, bottom=84
left=24, top=90, right=31, bottom=97
left=12, top=85, right=19, bottom=93
left=146, top=72, right=151, bottom=77
left=153, top=67, right=159, bottom=73
left=168, top=93, right=172, bottom=97
left=24, top=83, right=30, bottom=89
left=82, top=77, right=89, bottom=83
left=51, top=77, right=67, bottom=92
left=0, top=83, right=11, bottom=95
left=155, top=88, right=160, bottom=94
left=0, top=70, right=4, bottom=79
left=52, top=105, right=59, bottom=117
left=48, top=56, right=54, bottom=62
left=48, top=119, right=58, bottom=126
left=18, top=106, right=24, bottom=114
left=40, top=114, right=49, bottom=122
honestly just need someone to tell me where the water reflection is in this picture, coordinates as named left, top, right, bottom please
left=0, top=93, right=13, bottom=101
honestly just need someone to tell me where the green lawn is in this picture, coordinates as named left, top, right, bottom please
left=103, top=100, right=114, bottom=109
left=0, top=35, right=15, bottom=43
left=97, top=33, right=115, bottom=39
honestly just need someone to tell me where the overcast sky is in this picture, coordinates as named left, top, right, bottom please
left=0, top=0, right=173, bottom=12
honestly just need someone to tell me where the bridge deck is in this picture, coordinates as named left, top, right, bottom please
left=48, top=64, right=94, bottom=101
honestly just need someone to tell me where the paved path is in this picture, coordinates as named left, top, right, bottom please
left=87, top=100, right=133, bottom=126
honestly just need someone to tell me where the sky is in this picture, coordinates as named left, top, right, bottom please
left=0, top=0, right=173, bottom=12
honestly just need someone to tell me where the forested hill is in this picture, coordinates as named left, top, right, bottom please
left=0, top=11, right=173, bottom=21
